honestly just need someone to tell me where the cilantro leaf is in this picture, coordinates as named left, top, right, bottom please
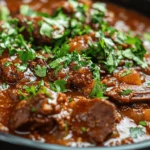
left=50, top=80, right=67, bottom=92
left=81, top=127, right=87, bottom=133
left=121, top=89, right=132, bottom=96
left=130, top=127, right=144, bottom=139
left=0, top=6, right=10, bottom=21
left=4, top=62, right=12, bottom=67
left=144, top=33, right=150, bottom=42
left=20, top=5, right=35, bottom=16
left=139, top=121, right=147, bottom=127
left=34, top=65, right=47, bottom=77
left=16, top=63, right=27, bottom=72
left=2, top=83, right=9, bottom=90
left=90, top=80, right=105, bottom=98
left=40, top=22, right=53, bottom=38
left=120, top=70, right=132, bottom=77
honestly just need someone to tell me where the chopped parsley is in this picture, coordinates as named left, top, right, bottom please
left=0, top=6, right=10, bottom=21
left=31, top=107, right=37, bottom=113
left=34, top=65, right=47, bottom=77
left=130, top=127, right=145, bottom=139
left=2, top=83, right=9, bottom=90
left=144, top=33, right=150, bottom=42
left=4, top=62, right=12, bottom=67
left=0, top=1, right=148, bottom=105
left=50, top=80, right=67, bottom=92
left=69, top=98, right=73, bottom=103
left=40, top=22, right=53, bottom=38
left=121, top=89, right=132, bottom=96
left=16, top=63, right=27, bottom=72
left=20, top=80, right=49, bottom=99
left=139, top=121, right=147, bottom=127
left=81, top=127, right=87, bottom=132
left=90, top=80, right=106, bottom=98
left=120, top=70, right=132, bottom=77
left=147, top=83, right=150, bottom=87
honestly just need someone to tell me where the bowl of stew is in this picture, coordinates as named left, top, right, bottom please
left=0, top=0, right=150, bottom=149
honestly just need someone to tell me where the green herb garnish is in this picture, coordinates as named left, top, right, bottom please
left=50, top=80, right=67, bottom=92
left=121, top=89, right=132, bottom=96
left=34, top=65, right=47, bottom=77
left=130, top=127, right=144, bottom=139
left=139, top=121, right=147, bottom=127
left=120, top=70, right=132, bottom=77
left=81, top=127, right=87, bottom=132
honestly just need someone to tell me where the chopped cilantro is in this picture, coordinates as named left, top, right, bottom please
left=4, top=62, right=12, bottom=67
left=130, top=127, right=144, bottom=139
left=22, top=80, right=47, bottom=97
left=90, top=80, right=106, bottom=98
left=34, top=65, right=47, bottom=77
left=2, top=83, right=9, bottom=90
left=144, top=33, right=150, bottom=42
left=16, top=63, right=27, bottom=72
left=120, top=70, right=132, bottom=77
left=20, top=5, right=35, bottom=16
left=31, top=107, right=37, bottom=113
left=25, top=85, right=37, bottom=96
left=0, top=6, right=10, bottom=21
left=50, top=80, right=67, bottom=92
left=139, top=121, right=147, bottom=127
left=69, top=98, right=73, bottom=103
left=147, top=83, right=150, bottom=87
left=81, top=127, right=87, bottom=132
left=40, top=22, right=53, bottom=38
left=121, top=89, right=132, bottom=96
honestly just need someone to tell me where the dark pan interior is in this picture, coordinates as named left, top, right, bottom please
left=0, top=0, right=150, bottom=150
left=106, top=0, right=150, bottom=17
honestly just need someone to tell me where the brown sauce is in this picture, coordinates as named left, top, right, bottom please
left=0, top=0, right=150, bottom=147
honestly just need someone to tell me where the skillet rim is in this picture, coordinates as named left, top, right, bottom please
left=1, top=132, right=150, bottom=150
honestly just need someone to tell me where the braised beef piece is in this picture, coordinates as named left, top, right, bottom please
left=16, top=15, right=51, bottom=45
left=10, top=92, right=116, bottom=143
left=9, top=94, right=55, bottom=131
left=71, top=98, right=116, bottom=143
left=106, top=83, right=150, bottom=103
left=101, top=68, right=150, bottom=103
left=0, top=57, right=24, bottom=84
left=48, top=64, right=94, bottom=95
left=68, top=63, right=93, bottom=88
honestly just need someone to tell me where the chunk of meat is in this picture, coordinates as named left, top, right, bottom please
left=106, top=83, right=150, bottom=103
left=17, top=15, right=51, bottom=45
left=69, top=33, right=96, bottom=53
left=71, top=98, right=116, bottom=143
left=10, top=89, right=116, bottom=144
left=10, top=92, right=70, bottom=131
left=48, top=64, right=94, bottom=95
left=10, top=94, right=55, bottom=131
left=114, top=69, right=142, bottom=85
left=0, top=57, right=24, bottom=84
left=68, top=64, right=93, bottom=88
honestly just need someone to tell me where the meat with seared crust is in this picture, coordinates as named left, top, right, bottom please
left=0, top=57, right=24, bottom=84
left=71, top=98, right=116, bottom=143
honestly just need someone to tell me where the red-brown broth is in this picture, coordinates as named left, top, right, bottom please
left=0, top=0, right=150, bottom=147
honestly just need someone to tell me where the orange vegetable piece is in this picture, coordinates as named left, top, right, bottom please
left=115, top=69, right=142, bottom=85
